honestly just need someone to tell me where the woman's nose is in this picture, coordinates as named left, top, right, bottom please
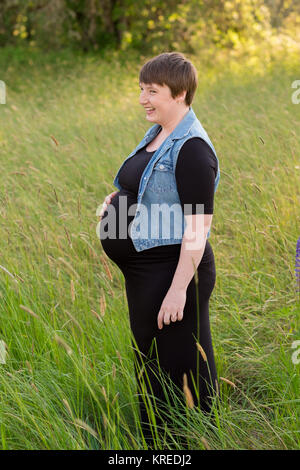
left=139, top=93, right=149, bottom=105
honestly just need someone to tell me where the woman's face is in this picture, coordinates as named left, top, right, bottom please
left=139, top=82, right=187, bottom=127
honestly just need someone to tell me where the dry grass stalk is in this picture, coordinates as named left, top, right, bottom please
left=31, top=382, right=39, bottom=393
left=77, top=196, right=81, bottom=217
left=215, top=378, right=219, bottom=396
left=112, top=363, right=116, bottom=379
left=52, top=186, right=59, bottom=203
left=100, top=290, right=106, bottom=317
left=272, top=198, right=278, bottom=212
left=200, top=436, right=211, bottom=450
left=0, top=264, right=17, bottom=281
left=58, top=257, right=80, bottom=279
left=50, top=135, right=59, bottom=146
left=70, top=279, right=75, bottom=302
left=183, top=373, right=194, bottom=409
left=137, top=364, right=145, bottom=381
left=64, top=310, right=83, bottom=333
left=91, top=309, right=102, bottom=321
left=220, top=376, right=236, bottom=388
left=19, top=304, right=39, bottom=319
left=25, top=360, right=33, bottom=374
left=47, top=254, right=55, bottom=266
left=64, top=226, right=72, bottom=248
left=54, top=334, right=73, bottom=355
left=101, top=386, right=108, bottom=402
left=74, top=418, right=98, bottom=439
left=102, top=412, right=108, bottom=430
left=116, top=350, right=123, bottom=364
left=111, top=392, right=119, bottom=406
left=100, top=254, right=113, bottom=282
left=63, top=398, right=73, bottom=417
left=252, top=183, right=261, bottom=192
left=28, top=165, right=40, bottom=173
left=196, top=342, right=207, bottom=362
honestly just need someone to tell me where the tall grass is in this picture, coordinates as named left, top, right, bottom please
left=0, top=46, right=299, bottom=449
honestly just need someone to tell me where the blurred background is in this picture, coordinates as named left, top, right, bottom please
left=0, top=0, right=299, bottom=57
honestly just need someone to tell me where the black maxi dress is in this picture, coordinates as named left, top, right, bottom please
left=100, top=137, right=219, bottom=442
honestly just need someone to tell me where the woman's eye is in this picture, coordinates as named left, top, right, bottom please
left=140, top=88, right=156, bottom=93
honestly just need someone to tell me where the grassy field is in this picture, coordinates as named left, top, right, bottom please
left=0, top=46, right=299, bottom=450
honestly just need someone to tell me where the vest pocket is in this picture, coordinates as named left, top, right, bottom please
left=153, top=162, right=173, bottom=172
left=147, top=169, right=176, bottom=193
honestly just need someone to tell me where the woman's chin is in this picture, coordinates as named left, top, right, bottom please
left=146, top=114, right=157, bottom=122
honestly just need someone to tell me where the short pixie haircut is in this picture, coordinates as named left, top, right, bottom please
left=139, top=52, right=198, bottom=107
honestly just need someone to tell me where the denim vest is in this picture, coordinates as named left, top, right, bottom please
left=113, top=106, right=220, bottom=252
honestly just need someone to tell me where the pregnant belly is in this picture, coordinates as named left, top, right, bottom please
left=99, top=190, right=137, bottom=263
left=98, top=189, right=182, bottom=266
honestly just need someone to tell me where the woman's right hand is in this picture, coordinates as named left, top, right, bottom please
left=97, top=191, right=118, bottom=220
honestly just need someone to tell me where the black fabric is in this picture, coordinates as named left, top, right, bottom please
left=124, top=242, right=218, bottom=447
left=100, top=137, right=219, bottom=447
left=175, top=137, right=217, bottom=215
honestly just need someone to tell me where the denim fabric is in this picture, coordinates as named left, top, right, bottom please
left=113, top=106, right=220, bottom=252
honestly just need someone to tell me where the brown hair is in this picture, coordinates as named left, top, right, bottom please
left=139, top=52, right=198, bottom=106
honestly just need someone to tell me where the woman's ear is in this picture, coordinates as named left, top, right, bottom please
left=176, top=90, right=187, bottom=104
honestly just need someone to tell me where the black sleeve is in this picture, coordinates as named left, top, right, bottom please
left=175, top=137, right=218, bottom=215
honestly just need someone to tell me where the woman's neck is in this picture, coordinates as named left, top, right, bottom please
left=159, top=107, right=190, bottom=137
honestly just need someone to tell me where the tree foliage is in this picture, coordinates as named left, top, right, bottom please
left=0, top=0, right=299, bottom=53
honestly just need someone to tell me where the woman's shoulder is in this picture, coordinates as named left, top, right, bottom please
left=176, top=137, right=218, bottom=175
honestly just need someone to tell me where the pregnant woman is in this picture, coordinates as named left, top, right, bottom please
left=97, top=52, right=220, bottom=448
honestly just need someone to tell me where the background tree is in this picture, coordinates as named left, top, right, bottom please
left=0, top=0, right=299, bottom=53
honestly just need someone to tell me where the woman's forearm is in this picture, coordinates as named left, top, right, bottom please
left=170, top=232, right=207, bottom=291
left=170, top=213, right=212, bottom=291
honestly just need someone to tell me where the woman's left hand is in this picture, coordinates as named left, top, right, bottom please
left=157, top=287, right=187, bottom=330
